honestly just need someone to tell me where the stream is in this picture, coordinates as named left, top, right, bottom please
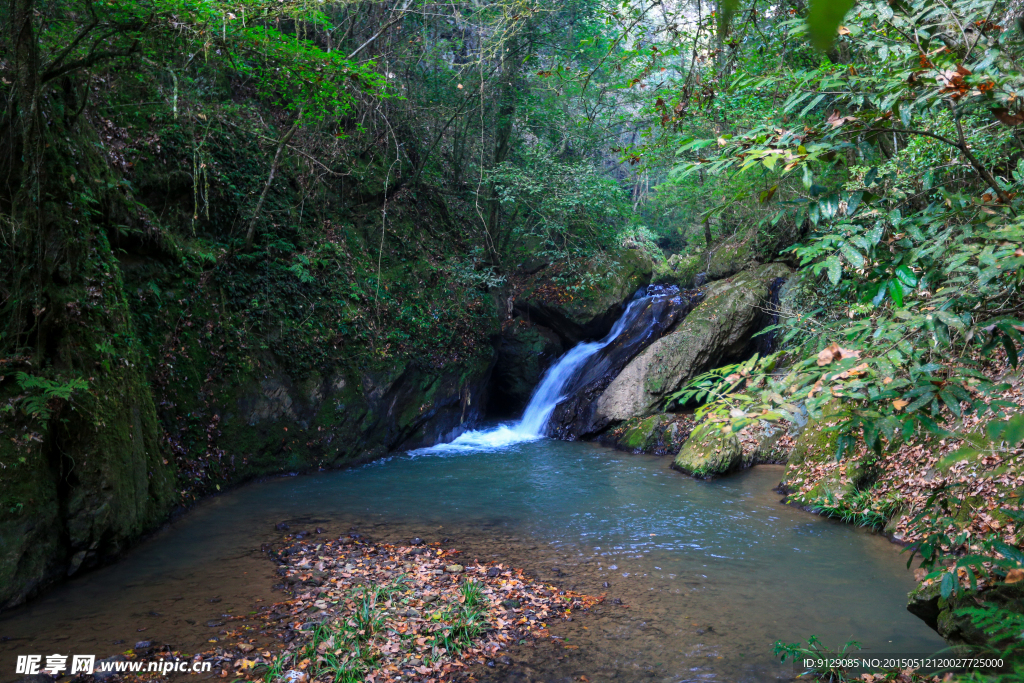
left=1, top=441, right=945, bottom=682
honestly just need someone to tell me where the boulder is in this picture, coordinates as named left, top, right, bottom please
left=653, top=253, right=702, bottom=289
left=779, top=401, right=879, bottom=505
left=673, top=419, right=788, bottom=478
left=601, top=413, right=695, bottom=455
left=706, top=225, right=759, bottom=281
left=907, top=581, right=1024, bottom=647
left=673, top=423, right=742, bottom=478
left=513, top=249, right=653, bottom=345
left=490, top=321, right=563, bottom=415
left=589, top=262, right=793, bottom=428
left=544, top=285, right=704, bottom=439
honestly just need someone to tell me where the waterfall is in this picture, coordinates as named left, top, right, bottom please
left=516, top=296, right=651, bottom=436
left=414, top=287, right=676, bottom=453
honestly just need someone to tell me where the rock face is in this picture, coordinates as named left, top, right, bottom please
left=545, top=286, right=704, bottom=439
left=589, top=262, right=793, bottom=430
left=513, top=248, right=653, bottom=346
left=490, top=321, right=563, bottom=415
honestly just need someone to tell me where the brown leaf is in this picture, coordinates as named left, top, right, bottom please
left=837, top=25, right=850, bottom=35
left=992, top=107, right=1024, bottom=126
left=1005, top=568, right=1024, bottom=584
left=893, top=399, right=910, bottom=411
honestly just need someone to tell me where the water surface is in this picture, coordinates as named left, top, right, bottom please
left=1, top=437, right=944, bottom=682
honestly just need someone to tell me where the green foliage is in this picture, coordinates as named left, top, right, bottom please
left=773, top=635, right=863, bottom=682
left=14, top=373, right=89, bottom=422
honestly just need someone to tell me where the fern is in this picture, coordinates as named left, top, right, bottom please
left=15, top=372, right=89, bottom=421
left=956, top=604, right=1024, bottom=660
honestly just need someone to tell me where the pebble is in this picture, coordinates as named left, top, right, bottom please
left=275, top=522, right=290, bottom=531
left=134, top=641, right=151, bottom=649
left=444, top=564, right=464, bottom=574
left=486, top=567, right=501, bottom=577
left=206, top=620, right=225, bottom=627
left=410, top=538, right=423, bottom=546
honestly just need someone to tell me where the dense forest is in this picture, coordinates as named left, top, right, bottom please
left=3, top=0, right=1024, bottom=680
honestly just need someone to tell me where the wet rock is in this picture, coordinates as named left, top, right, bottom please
left=486, top=567, right=501, bottom=577
left=93, top=656, right=127, bottom=682
left=591, top=263, right=793, bottom=427
left=134, top=641, right=151, bottom=649
left=276, top=522, right=290, bottom=531
left=502, top=599, right=521, bottom=609
left=237, top=643, right=254, bottom=653
left=498, top=656, right=513, bottom=666
left=209, top=597, right=222, bottom=603
left=314, top=527, right=325, bottom=534
left=410, top=537, right=423, bottom=546
left=206, top=620, right=225, bottom=628
left=445, top=564, right=464, bottom=573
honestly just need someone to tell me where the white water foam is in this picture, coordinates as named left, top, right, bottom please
left=413, top=295, right=652, bottom=454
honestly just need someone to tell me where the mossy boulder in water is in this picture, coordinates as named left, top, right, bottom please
left=672, top=423, right=742, bottom=478
left=591, top=262, right=792, bottom=427
left=513, top=249, right=653, bottom=345
left=908, top=581, right=1024, bottom=648
left=603, top=413, right=695, bottom=455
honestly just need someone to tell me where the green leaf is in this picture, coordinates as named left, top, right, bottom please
left=839, top=241, right=865, bottom=269
left=888, top=279, right=904, bottom=307
left=825, top=255, right=842, bottom=285
left=807, top=0, right=856, bottom=50
left=895, top=265, right=918, bottom=287
left=1002, top=414, right=1024, bottom=447
left=1002, top=333, right=1019, bottom=368
left=986, top=420, right=1007, bottom=443
left=940, top=571, right=956, bottom=598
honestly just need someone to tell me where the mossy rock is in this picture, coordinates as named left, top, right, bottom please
left=514, top=248, right=653, bottom=344
left=606, top=413, right=694, bottom=455
left=673, top=423, right=743, bottom=478
left=780, top=401, right=884, bottom=507
left=592, top=262, right=792, bottom=425
left=706, top=226, right=758, bottom=281
left=653, top=253, right=702, bottom=289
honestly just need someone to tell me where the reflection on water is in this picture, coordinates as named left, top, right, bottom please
left=0, top=438, right=945, bottom=682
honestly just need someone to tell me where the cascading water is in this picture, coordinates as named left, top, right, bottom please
left=417, top=286, right=685, bottom=452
